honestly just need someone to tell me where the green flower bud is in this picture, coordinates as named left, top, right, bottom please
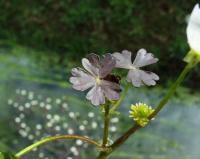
left=129, top=103, right=154, bottom=127
left=184, top=50, right=200, bottom=65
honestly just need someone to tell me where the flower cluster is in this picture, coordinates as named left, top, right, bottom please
left=70, top=49, right=159, bottom=106
left=129, top=103, right=155, bottom=127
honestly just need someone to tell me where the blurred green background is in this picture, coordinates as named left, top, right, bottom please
left=0, top=0, right=200, bottom=159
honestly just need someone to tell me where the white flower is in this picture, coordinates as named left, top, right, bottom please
left=187, top=4, right=200, bottom=54
left=70, top=53, right=121, bottom=106
left=113, top=49, right=159, bottom=87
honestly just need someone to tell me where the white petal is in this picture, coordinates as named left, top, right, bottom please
left=70, top=68, right=95, bottom=91
left=127, top=69, right=144, bottom=87
left=101, top=80, right=120, bottom=100
left=127, top=69, right=159, bottom=87
left=139, top=70, right=159, bottom=86
left=86, top=85, right=105, bottom=106
left=82, top=58, right=99, bottom=76
left=112, top=50, right=133, bottom=69
left=187, top=4, right=200, bottom=54
left=133, top=49, right=158, bottom=68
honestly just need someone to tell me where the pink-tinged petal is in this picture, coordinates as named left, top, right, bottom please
left=99, top=54, right=116, bottom=78
left=127, top=69, right=159, bottom=87
left=101, top=80, right=120, bottom=100
left=87, top=53, right=101, bottom=68
left=82, top=58, right=99, bottom=76
left=86, top=85, right=105, bottom=106
left=112, top=50, right=133, bottom=69
left=133, top=49, right=158, bottom=68
left=70, top=68, right=95, bottom=91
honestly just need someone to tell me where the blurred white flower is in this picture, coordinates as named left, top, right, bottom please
left=187, top=4, right=200, bottom=54
left=76, top=140, right=83, bottom=146
left=55, top=98, right=61, bottom=104
left=55, top=126, right=61, bottom=131
left=15, top=117, right=21, bottom=123
left=62, top=123, right=68, bottom=128
left=36, top=124, right=42, bottom=130
left=28, top=134, right=34, bottom=140
left=111, top=117, right=119, bottom=123
left=13, top=102, right=19, bottom=108
left=45, top=104, right=52, bottom=110
left=25, top=103, right=31, bottom=108
left=68, top=128, right=74, bottom=134
left=21, top=90, right=27, bottom=96
left=8, top=99, right=13, bottom=105
left=110, top=126, right=117, bottom=132
left=53, top=115, right=60, bottom=121
left=91, top=121, right=98, bottom=129
left=39, top=152, right=44, bottom=158
left=88, top=112, right=94, bottom=118
left=40, top=102, right=45, bottom=108
left=69, top=112, right=75, bottom=118
left=79, top=125, right=85, bottom=131
left=46, top=97, right=52, bottom=103
left=18, top=106, right=24, bottom=111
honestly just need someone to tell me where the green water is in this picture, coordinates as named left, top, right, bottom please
left=0, top=42, right=200, bottom=159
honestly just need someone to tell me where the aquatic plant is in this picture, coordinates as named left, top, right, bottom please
left=1, top=4, right=200, bottom=159
left=8, top=89, right=119, bottom=159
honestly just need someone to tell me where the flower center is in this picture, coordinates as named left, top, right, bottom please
left=95, top=77, right=101, bottom=85
left=130, top=65, right=137, bottom=70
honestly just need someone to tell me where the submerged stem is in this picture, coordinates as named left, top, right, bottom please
left=15, top=135, right=101, bottom=158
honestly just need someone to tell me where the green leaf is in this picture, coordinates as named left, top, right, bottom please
left=0, top=152, right=16, bottom=159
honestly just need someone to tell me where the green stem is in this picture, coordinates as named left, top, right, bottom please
left=97, top=124, right=141, bottom=159
left=148, top=61, right=193, bottom=119
left=110, top=84, right=129, bottom=114
left=102, top=103, right=110, bottom=147
left=98, top=61, right=195, bottom=159
left=15, top=135, right=101, bottom=158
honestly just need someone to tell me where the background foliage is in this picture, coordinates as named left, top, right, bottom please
left=0, top=0, right=199, bottom=88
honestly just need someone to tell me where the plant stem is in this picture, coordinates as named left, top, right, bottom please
left=148, top=61, right=194, bottom=119
left=97, top=84, right=129, bottom=159
left=110, top=84, right=129, bottom=114
left=15, top=135, right=101, bottom=158
left=97, top=61, right=194, bottom=159
left=96, top=103, right=111, bottom=159
left=102, top=103, right=110, bottom=147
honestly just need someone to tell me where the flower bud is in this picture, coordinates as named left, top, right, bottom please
left=129, top=103, right=154, bottom=127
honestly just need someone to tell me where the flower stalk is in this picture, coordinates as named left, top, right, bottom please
left=102, top=103, right=110, bottom=147
left=15, top=135, right=101, bottom=159
left=110, top=83, right=129, bottom=114
left=96, top=54, right=197, bottom=159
